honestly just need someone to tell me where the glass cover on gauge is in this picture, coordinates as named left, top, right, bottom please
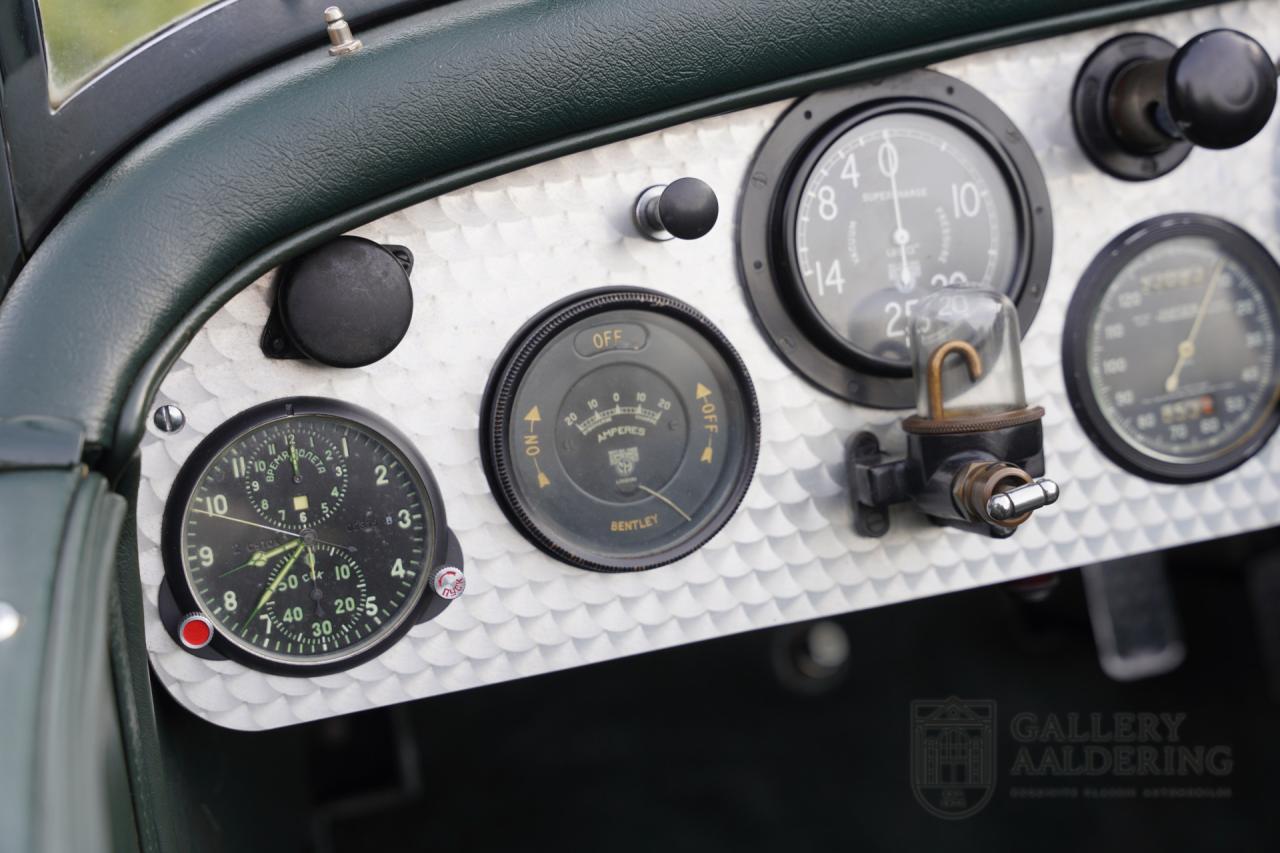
left=482, top=288, right=760, bottom=572
left=1064, top=214, right=1280, bottom=482
left=161, top=398, right=449, bottom=673
left=790, top=111, right=1020, bottom=369
left=738, top=69, right=1052, bottom=408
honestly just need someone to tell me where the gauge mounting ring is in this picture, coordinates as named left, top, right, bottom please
left=737, top=69, right=1053, bottom=407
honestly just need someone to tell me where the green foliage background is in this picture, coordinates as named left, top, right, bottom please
left=41, top=0, right=210, bottom=100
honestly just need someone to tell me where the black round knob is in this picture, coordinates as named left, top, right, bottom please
left=635, top=177, right=719, bottom=240
left=276, top=236, right=414, bottom=368
left=1167, top=29, right=1278, bottom=150
left=1073, top=28, right=1278, bottom=180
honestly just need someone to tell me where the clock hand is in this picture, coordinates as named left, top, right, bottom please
left=1165, top=258, right=1226, bottom=393
left=878, top=135, right=912, bottom=288
left=190, top=507, right=356, bottom=553
left=191, top=507, right=295, bottom=538
left=304, top=546, right=326, bottom=617
left=219, top=538, right=302, bottom=577
left=244, top=541, right=306, bottom=626
left=289, top=442, right=302, bottom=482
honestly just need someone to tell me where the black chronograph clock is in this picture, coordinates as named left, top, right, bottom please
left=738, top=69, right=1053, bottom=407
left=160, top=397, right=456, bottom=674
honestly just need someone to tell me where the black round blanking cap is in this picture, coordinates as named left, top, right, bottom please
left=1168, top=29, right=1278, bottom=150
left=278, top=236, right=413, bottom=368
left=657, top=177, right=719, bottom=240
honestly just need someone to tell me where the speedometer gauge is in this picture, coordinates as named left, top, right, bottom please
left=482, top=288, right=759, bottom=572
left=1064, top=215, right=1280, bottom=482
left=739, top=69, right=1052, bottom=407
left=161, top=398, right=452, bottom=673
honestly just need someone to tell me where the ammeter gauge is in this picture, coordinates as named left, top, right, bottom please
left=481, top=289, right=760, bottom=572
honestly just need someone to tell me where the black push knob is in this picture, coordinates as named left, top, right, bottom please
left=1166, top=29, right=1277, bottom=149
left=634, top=177, right=719, bottom=241
left=1073, top=28, right=1278, bottom=180
left=263, top=236, right=414, bottom=368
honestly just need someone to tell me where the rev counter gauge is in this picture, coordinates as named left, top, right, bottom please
left=1064, top=214, right=1280, bottom=482
left=738, top=69, right=1052, bottom=407
left=481, top=288, right=760, bottom=572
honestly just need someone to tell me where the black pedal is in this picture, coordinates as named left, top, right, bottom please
left=1082, top=553, right=1185, bottom=680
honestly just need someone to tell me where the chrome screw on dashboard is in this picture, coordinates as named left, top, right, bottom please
left=325, top=6, right=363, bottom=56
left=0, top=601, right=20, bottom=643
left=153, top=404, right=186, bottom=433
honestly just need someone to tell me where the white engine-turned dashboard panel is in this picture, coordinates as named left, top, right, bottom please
left=138, top=0, right=1280, bottom=729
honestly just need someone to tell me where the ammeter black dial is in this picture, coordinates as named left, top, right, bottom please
left=482, top=289, right=760, bottom=572
left=161, top=398, right=450, bottom=673
left=1064, top=215, right=1280, bottom=482
left=739, top=69, right=1052, bottom=407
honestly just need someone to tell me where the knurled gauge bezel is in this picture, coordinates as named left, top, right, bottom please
left=480, top=287, right=761, bottom=573
left=736, top=68, right=1053, bottom=407
left=1063, top=213, right=1280, bottom=483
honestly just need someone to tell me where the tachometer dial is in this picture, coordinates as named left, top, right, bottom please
left=739, top=69, right=1052, bottom=407
left=1064, top=214, right=1280, bottom=482
left=482, top=289, right=760, bottom=572
left=161, top=398, right=451, bottom=673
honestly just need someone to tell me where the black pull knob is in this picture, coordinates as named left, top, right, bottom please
left=1073, top=28, right=1278, bottom=180
left=261, top=236, right=415, bottom=368
left=1166, top=29, right=1277, bottom=149
left=634, top=177, right=719, bottom=241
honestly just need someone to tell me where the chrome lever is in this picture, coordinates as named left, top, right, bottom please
left=987, top=477, right=1060, bottom=522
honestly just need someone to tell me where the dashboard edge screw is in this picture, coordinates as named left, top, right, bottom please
left=153, top=404, right=186, bottom=433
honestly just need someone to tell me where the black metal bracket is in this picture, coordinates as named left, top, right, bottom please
left=846, top=432, right=909, bottom=537
left=847, top=421, right=1046, bottom=539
